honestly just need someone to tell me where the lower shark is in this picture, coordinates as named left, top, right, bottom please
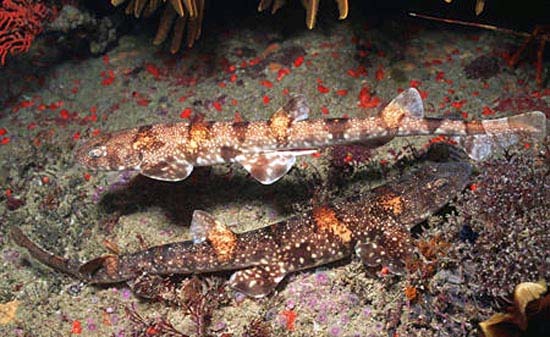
left=75, top=88, right=545, bottom=184
left=13, top=161, right=471, bottom=298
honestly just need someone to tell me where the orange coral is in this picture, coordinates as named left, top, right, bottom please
left=404, top=285, right=418, bottom=302
left=417, top=235, right=450, bottom=261
left=406, top=235, right=450, bottom=278
left=280, top=309, right=297, bottom=331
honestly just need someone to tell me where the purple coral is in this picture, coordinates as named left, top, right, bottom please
left=329, top=325, right=342, bottom=336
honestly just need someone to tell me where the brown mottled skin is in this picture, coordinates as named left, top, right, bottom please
left=74, top=88, right=545, bottom=184
left=12, top=162, right=471, bottom=298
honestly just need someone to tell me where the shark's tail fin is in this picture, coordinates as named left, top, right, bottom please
left=11, top=227, right=84, bottom=279
left=454, top=111, right=546, bottom=161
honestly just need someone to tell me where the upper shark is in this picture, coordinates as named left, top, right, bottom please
left=75, top=88, right=546, bottom=184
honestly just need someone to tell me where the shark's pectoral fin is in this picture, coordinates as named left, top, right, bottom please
left=236, top=152, right=297, bottom=185
left=356, top=239, right=406, bottom=275
left=140, top=160, right=194, bottom=182
left=229, top=265, right=286, bottom=298
left=355, top=228, right=414, bottom=275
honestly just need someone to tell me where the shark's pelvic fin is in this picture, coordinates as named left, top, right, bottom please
left=229, top=265, right=287, bottom=298
left=237, top=151, right=314, bottom=185
left=355, top=219, right=414, bottom=275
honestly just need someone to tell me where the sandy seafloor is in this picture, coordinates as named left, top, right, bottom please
left=0, top=3, right=549, bottom=337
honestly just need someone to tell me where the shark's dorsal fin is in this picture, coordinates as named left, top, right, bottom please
left=270, top=94, right=310, bottom=124
left=191, top=210, right=225, bottom=244
left=229, top=265, right=287, bottom=298
left=191, top=210, right=238, bottom=262
left=380, top=88, right=424, bottom=130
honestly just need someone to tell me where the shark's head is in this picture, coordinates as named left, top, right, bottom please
left=75, top=128, right=143, bottom=171
left=391, top=161, right=472, bottom=226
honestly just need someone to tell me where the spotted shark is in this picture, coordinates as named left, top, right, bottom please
left=75, top=88, right=544, bottom=184
left=13, top=162, right=470, bottom=298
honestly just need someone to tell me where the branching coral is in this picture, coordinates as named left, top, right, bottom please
left=0, top=0, right=55, bottom=64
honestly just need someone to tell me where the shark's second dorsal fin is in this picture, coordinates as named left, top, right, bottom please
left=380, top=88, right=424, bottom=130
left=283, top=93, right=310, bottom=122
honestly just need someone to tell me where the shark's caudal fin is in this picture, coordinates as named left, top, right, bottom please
left=10, top=227, right=83, bottom=278
left=454, top=111, right=546, bottom=161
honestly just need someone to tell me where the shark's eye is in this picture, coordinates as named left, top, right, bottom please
left=88, top=148, right=105, bottom=158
